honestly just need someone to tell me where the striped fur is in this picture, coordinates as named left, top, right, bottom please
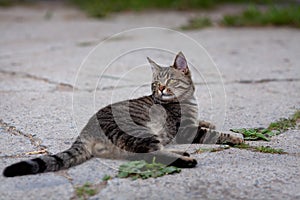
left=3, top=52, right=243, bottom=177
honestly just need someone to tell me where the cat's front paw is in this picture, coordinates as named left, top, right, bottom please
left=217, top=131, right=244, bottom=145
left=170, top=156, right=197, bottom=168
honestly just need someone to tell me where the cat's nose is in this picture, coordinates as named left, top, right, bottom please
left=158, top=85, right=166, bottom=92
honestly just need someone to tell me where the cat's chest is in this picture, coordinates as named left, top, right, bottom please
left=146, top=104, right=168, bottom=133
left=146, top=104, right=180, bottom=135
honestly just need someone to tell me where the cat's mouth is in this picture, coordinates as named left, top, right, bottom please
left=157, top=91, right=176, bottom=101
left=161, top=93, right=175, bottom=100
left=154, top=89, right=177, bottom=102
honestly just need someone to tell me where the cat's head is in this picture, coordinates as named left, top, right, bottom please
left=147, top=52, right=195, bottom=103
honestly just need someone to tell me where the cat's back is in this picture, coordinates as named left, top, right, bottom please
left=96, top=95, right=154, bottom=126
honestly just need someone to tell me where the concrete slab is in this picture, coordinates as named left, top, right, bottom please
left=0, top=171, right=73, bottom=200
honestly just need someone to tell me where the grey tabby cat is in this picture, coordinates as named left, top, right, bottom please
left=3, top=52, right=243, bottom=177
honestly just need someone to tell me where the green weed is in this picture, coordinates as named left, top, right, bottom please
left=118, top=158, right=181, bottom=180
left=102, top=175, right=112, bottom=181
left=234, top=143, right=251, bottom=149
left=255, top=146, right=285, bottom=154
left=231, top=110, right=300, bottom=141
left=230, top=128, right=274, bottom=141
left=75, top=183, right=97, bottom=199
left=222, top=5, right=300, bottom=27
left=0, top=0, right=33, bottom=7
left=181, top=17, right=212, bottom=30
left=70, top=0, right=216, bottom=17
left=234, top=144, right=286, bottom=154
left=268, top=110, right=300, bottom=132
left=0, top=0, right=12, bottom=6
left=195, top=145, right=230, bottom=153
left=69, top=0, right=289, bottom=18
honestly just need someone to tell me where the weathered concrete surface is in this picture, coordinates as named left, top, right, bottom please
left=0, top=2, right=300, bottom=200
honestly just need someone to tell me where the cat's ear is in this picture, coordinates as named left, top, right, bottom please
left=173, top=52, right=189, bottom=74
left=147, top=57, right=160, bottom=73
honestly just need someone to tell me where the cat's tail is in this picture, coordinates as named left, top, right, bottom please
left=3, top=137, right=92, bottom=177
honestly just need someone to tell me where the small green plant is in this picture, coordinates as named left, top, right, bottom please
left=181, top=17, right=212, bottom=30
left=0, top=0, right=34, bottom=7
left=234, top=143, right=251, bottom=149
left=70, top=0, right=290, bottom=18
left=268, top=110, right=300, bottom=132
left=102, top=175, right=112, bottom=181
left=195, top=145, right=230, bottom=153
left=118, top=158, right=181, bottom=180
left=230, top=128, right=274, bottom=141
left=231, top=110, right=300, bottom=141
left=255, top=146, right=285, bottom=154
left=70, top=0, right=217, bottom=17
left=0, top=0, right=12, bottom=6
left=234, top=144, right=286, bottom=154
left=268, top=118, right=296, bottom=132
left=222, top=5, right=300, bottom=28
left=75, top=183, right=97, bottom=199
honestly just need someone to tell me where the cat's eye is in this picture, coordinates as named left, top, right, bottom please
left=168, top=79, right=176, bottom=84
left=152, top=82, right=158, bottom=87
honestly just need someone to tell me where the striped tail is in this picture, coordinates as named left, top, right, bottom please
left=3, top=137, right=92, bottom=177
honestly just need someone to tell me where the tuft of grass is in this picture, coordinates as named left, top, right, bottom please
left=118, top=158, right=181, bottom=180
left=75, top=183, right=97, bottom=199
left=0, top=0, right=12, bottom=7
left=69, top=0, right=289, bottom=18
left=181, top=17, right=212, bottom=30
left=76, top=41, right=96, bottom=47
left=230, top=128, right=274, bottom=141
left=234, top=144, right=286, bottom=154
left=268, top=110, right=300, bottom=132
left=231, top=111, right=299, bottom=154
left=255, top=146, right=285, bottom=154
left=102, top=175, right=112, bottom=181
left=195, top=145, right=230, bottom=153
left=0, top=0, right=34, bottom=7
left=234, top=143, right=251, bottom=149
left=231, top=110, right=300, bottom=141
left=268, top=118, right=296, bottom=132
left=222, top=5, right=300, bottom=28
left=70, top=0, right=217, bottom=17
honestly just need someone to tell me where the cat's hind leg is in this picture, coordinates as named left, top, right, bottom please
left=150, top=150, right=196, bottom=168
left=198, top=120, right=216, bottom=129
left=199, top=128, right=244, bottom=145
left=167, top=149, right=190, bottom=157
left=129, top=150, right=197, bottom=168
left=92, top=142, right=196, bottom=168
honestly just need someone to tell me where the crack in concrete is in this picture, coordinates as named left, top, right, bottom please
left=97, top=77, right=300, bottom=91
left=194, top=78, right=300, bottom=86
left=1, top=69, right=299, bottom=93
left=0, top=117, right=107, bottom=197
left=0, top=69, right=75, bottom=92
left=0, top=153, right=29, bottom=159
left=70, top=181, right=108, bottom=200
left=54, top=169, right=110, bottom=200
left=54, top=170, right=79, bottom=200
left=288, top=152, right=300, bottom=157
left=0, top=119, right=48, bottom=158
left=55, top=169, right=108, bottom=199
left=234, top=78, right=300, bottom=84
